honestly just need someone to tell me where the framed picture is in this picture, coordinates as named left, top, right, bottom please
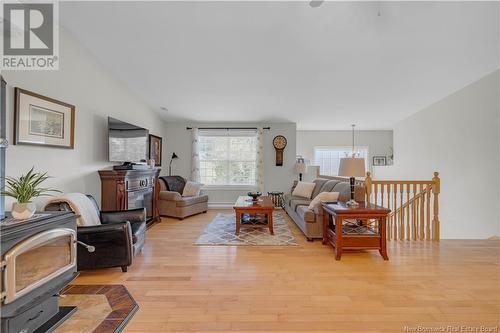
left=373, top=156, right=387, bottom=166
left=149, top=134, right=162, bottom=166
left=14, top=88, right=75, bottom=149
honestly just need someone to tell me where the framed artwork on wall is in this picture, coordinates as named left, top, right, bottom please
left=14, top=88, right=75, bottom=149
left=373, top=156, right=387, bottom=166
left=149, top=134, right=162, bottom=166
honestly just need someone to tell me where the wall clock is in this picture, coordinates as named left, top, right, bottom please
left=273, top=135, right=287, bottom=166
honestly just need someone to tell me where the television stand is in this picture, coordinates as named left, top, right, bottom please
left=98, top=168, right=161, bottom=227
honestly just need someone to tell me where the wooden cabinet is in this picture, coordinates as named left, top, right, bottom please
left=98, top=168, right=161, bottom=227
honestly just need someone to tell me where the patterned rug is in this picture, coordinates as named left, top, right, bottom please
left=195, top=211, right=298, bottom=246
left=54, top=285, right=138, bottom=333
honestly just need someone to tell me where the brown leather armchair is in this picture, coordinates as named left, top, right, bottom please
left=44, top=195, right=146, bottom=272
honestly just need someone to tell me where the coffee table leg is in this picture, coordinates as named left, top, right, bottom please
left=268, top=210, right=274, bottom=235
left=335, top=217, right=343, bottom=260
left=379, top=217, right=389, bottom=260
left=236, top=211, right=241, bottom=235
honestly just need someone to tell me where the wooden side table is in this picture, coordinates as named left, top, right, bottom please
left=322, top=202, right=390, bottom=260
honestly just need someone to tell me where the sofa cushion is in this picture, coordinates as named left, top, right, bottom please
left=182, top=181, right=203, bottom=197
left=290, top=198, right=312, bottom=212
left=284, top=194, right=305, bottom=206
left=333, top=182, right=365, bottom=203
left=318, top=180, right=340, bottom=194
left=296, top=205, right=316, bottom=223
left=308, top=192, right=340, bottom=210
left=292, top=181, right=316, bottom=199
left=311, top=178, right=329, bottom=198
left=176, top=194, right=209, bottom=207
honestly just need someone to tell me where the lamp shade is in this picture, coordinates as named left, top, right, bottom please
left=338, top=158, right=365, bottom=177
left=294, top=161, right=307, bottom=174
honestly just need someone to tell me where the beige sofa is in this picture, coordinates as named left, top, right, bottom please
left=158, top=176, right=208, bottom=219
left=284, top=178, right=365, bottom=241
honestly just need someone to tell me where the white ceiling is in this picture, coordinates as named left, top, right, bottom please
left=60, top=1, right=499, bottom=130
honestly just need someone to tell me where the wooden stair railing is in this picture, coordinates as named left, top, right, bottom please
left=365, top=172, right=440, bottom=241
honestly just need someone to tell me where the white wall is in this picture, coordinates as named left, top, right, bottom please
left=164, top=122, right=296, bottom=206
left=297, top=130, right=393, bottom=171
left=3, top=28, right=168, bottom=209
left=376, top=70, right=500, bottom=239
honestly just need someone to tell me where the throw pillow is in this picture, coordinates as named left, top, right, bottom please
left=308, top=192, right=339, bottom=210
left=291, top=181, right=316, bottom=199
left=182, top=181, right=203, bottom=197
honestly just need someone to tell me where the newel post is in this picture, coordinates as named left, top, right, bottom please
left=365, top=172, right=372, bottom=204
left=432, top=172, right=440, bottom=240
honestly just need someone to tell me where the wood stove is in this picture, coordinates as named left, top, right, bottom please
left=1, top=211, right=78, bottom=333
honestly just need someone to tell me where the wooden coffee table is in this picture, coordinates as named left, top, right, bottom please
left=233, top=196, right=275, bottom=235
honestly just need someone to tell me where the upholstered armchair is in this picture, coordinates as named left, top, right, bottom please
left=44, top=195, right=146, bottom=272
left=158, top=176, right=208, bottom=219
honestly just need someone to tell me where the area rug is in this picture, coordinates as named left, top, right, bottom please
left=53, top=285, right=138, bottom=333
left=195, top=212, right=298, bottom=246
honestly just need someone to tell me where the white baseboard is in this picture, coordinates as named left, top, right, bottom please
left=208, top=202, right=234, bottom=208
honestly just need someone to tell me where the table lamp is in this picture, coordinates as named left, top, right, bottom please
left=338, top=124, right=366, bottom=207
left=294, top=158, right=307, bottom=181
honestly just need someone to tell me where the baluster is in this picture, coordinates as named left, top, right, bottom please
left=419, top=184, right=425, bottom=240
left=381, top=183, right=385, bottom=207
left=432, top=172, right=440, bottom=240
left=374, top=183, right=378, bottom=206
left=399, top=184, right=404, bottom=240
left=406, top=184, right=411, bottom=240
left=386, top=184, right=391, bottom=240
left=415, top=190, right=420, bottom=240
left=393, top=183, right=398, bottom=240
left=412, top=184, right=417, bottom=240
left=426, top=185, right=431, bottom=240
left=365, top=172, right=372, bottom=204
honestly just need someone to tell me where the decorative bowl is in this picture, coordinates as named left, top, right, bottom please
left=247, top=192, right=262, bottom=201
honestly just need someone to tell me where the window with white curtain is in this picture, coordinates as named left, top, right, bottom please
left=199, top=130, right=257, bottom=186
left=314, top=146, right=369, bottom=176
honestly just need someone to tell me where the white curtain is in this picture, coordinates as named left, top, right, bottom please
left=256, top=127, right=265, bottom=192
left=191, top=127, right=201, bottom=182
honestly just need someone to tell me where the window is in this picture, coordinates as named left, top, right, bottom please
left=199, top=131, right=257, bottom=186
left=314, top=146, right=369, bottom=176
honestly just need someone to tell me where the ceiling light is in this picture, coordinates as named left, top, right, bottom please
left=309, top=0, right=324, bottom=8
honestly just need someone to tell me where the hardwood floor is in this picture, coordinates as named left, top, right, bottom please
left=74, top=209, right=500, bottom=333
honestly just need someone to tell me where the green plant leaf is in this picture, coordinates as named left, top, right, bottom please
left=2, top=167, right=60, bottom=203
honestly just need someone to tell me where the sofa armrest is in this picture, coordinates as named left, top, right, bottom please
left=160, top=190, right=182, bottom=201
left=100, top=208, right=146, bottom=224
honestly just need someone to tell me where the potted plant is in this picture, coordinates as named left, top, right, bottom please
left=1, top=167, right=61, bottom=219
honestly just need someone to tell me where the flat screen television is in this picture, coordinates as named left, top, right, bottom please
left=108, top=117, right=149, bottom=163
